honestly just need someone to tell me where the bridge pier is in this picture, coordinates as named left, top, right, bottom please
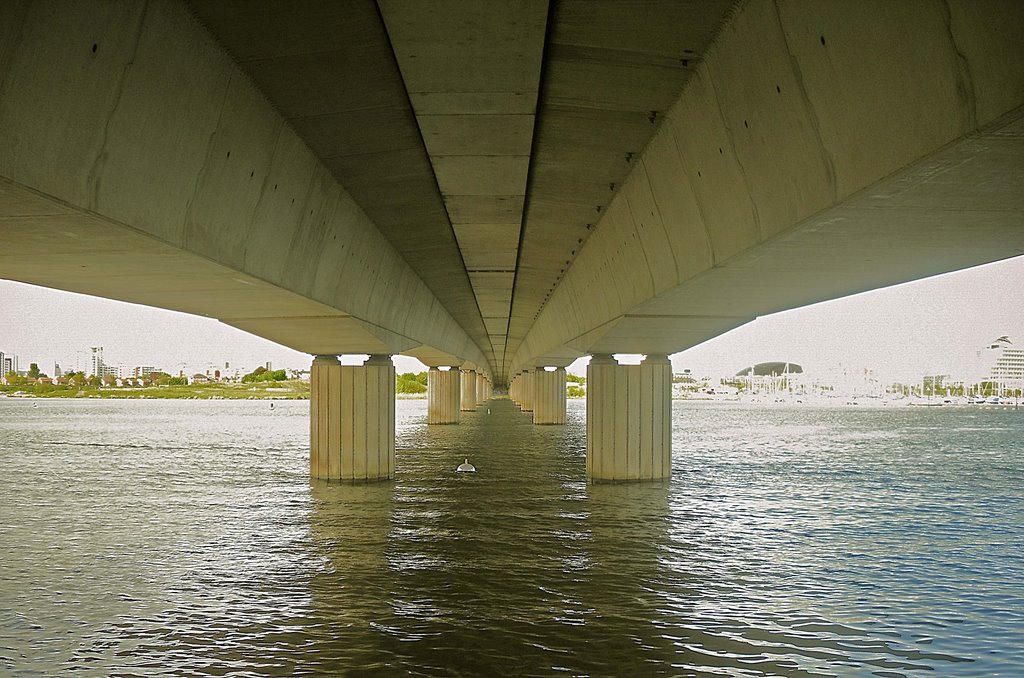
left=460, top=370, right=478, bottom=411
left=476, top=372, right=488, bottom=404
left=519, top=370, right=535, bottom=412
left=533, top=367, right=567, bottom=425
left=427, top=366, right=460, bottom=424
left=586, top=354, right=672, bottom=482
left=310, top=355, right=395, bottom=482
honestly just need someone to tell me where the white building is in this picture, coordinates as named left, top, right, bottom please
left=1, top=351, right=18, bottom=376
left=124, top=365, right=158, bottom=379
left=87, top=347, right=104, bottom=377
left=971, top=336, right=1024, bottom=394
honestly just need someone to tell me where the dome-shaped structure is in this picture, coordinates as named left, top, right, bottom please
left=736, top=362, right=803, bottom=377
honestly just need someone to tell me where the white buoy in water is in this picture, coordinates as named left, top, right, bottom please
left=456, top=458, right=476, bottom=473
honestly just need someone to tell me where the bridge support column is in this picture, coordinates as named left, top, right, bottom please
left=460, top=370, right=478, bottom=411
left=520, top=370, right=535, bottom=412
left=533, top=367, right=566, bottom=424
left=476, top=372, right=487, bottom=403
left=310, top=354, right=395, bottom=482
left=586, top=354, right=671, bottom=481
left=427, top=367, right=460, bottom=424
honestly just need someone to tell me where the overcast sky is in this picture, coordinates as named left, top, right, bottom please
left=2, top=255, right=1022, bottom=381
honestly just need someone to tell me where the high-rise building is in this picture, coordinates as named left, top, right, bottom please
left=1, top=351, right=18, bottom=377
left=88, top=347, right=104, bottom=377
left=972, top=336, right=1024, bottom=394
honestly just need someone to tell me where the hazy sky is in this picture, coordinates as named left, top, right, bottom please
left=2, top=255, right=1022, bottom=381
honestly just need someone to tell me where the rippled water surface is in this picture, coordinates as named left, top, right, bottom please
left=1, top=398, right=1022, bottom=676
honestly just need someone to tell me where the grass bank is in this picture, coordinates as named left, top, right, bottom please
left=0, top=380, right=310, bottom=400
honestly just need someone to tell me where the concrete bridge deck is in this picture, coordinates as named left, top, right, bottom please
left=2, top=0, right=1022, bottom=480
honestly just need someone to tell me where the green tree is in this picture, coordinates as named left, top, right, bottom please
left=28, top=363, right=41, bottom=379
left=396, top=372, right=427, bottom=394
left=567, top=384, right=585, bottom=398
left=4, top=371, right=29, bottom=387
left=567, top=373, right=585, bottom=385
left=242, top=367, right=286, bottom=383
left=242, top=366, right=269, bottom=383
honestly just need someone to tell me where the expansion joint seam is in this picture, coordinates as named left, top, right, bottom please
left=663, top=111, right=718, bottom=266
left=770, top=0, right=838, bottom=206
left=86, top=1, right=150, bottom=213
left=622, top=184, right=660, bottom=300
left=639, top=160, right=682, bottom=284
left=704, top=54, right=763, bottom=243
left=182, top=67, right=235, bottom=251
left=939, top=0, right=979, bottom=133
left=242, top=120, right=287, bottom=268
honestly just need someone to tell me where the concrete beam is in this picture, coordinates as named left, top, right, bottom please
left=0, top=0, right=488, bottom=366
left=512, top=0, right=1024, bottom=371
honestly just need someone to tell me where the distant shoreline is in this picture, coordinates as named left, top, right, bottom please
left=0, top=380, right=310, bottom=400
left=0, top=388, right=436, bottom=401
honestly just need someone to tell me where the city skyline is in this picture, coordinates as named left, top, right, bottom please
left=2, top=254, right=1023, bottom=382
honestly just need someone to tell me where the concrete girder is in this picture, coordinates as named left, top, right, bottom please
left=403, top=345, right=468, bottom=370
left=0, top=0, right=488, bottom=367
left=512, top=0, right=1024, bottom=372
left=377, top=0, right=548, bottom=383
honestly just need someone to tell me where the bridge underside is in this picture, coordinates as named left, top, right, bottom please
left=1, top=0, right=1023, bottom=479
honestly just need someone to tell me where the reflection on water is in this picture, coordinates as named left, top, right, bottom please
left=1, top=398, right=1022, bottom=675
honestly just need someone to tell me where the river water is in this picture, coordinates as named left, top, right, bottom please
left=1, top=397, right=1021, bottom=676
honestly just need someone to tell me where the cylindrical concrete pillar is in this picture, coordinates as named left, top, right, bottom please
left=534, top=367, right=567, bottom=424
left=586, top=354, right=617, bottom=481
left=310, top=354, right=340, bottom=481
left=586, top=353, right=671, bottom=481
left=427, top=367, right=460, bottom=424
left=477, top=373, right=488, bottom=403
left=639, top=354, right=672, bottom=480
left=520, top=370, right=534, bottom=412
left=460, top=370, right=478, bottom=411
left=310, top=354, right=395, bottom=482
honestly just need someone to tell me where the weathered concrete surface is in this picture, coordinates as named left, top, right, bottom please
left=185, top=0, right=494, bottom=368
left=533, top=367, right=567, bottom=425
left=427, top=367, right=460, bottom=425
left=378, top=1, right=547, bottom=370
left=460, top=370, right=478, bottom=412
left=512, top=0, right=1024, bottom=373
left=0, top=0, right=487, bottom=367
left=586, top=354, right=672, bottom=482
left=476, top=372, right=489, bottom=404
left=310, top=355, right=395, bottom=482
